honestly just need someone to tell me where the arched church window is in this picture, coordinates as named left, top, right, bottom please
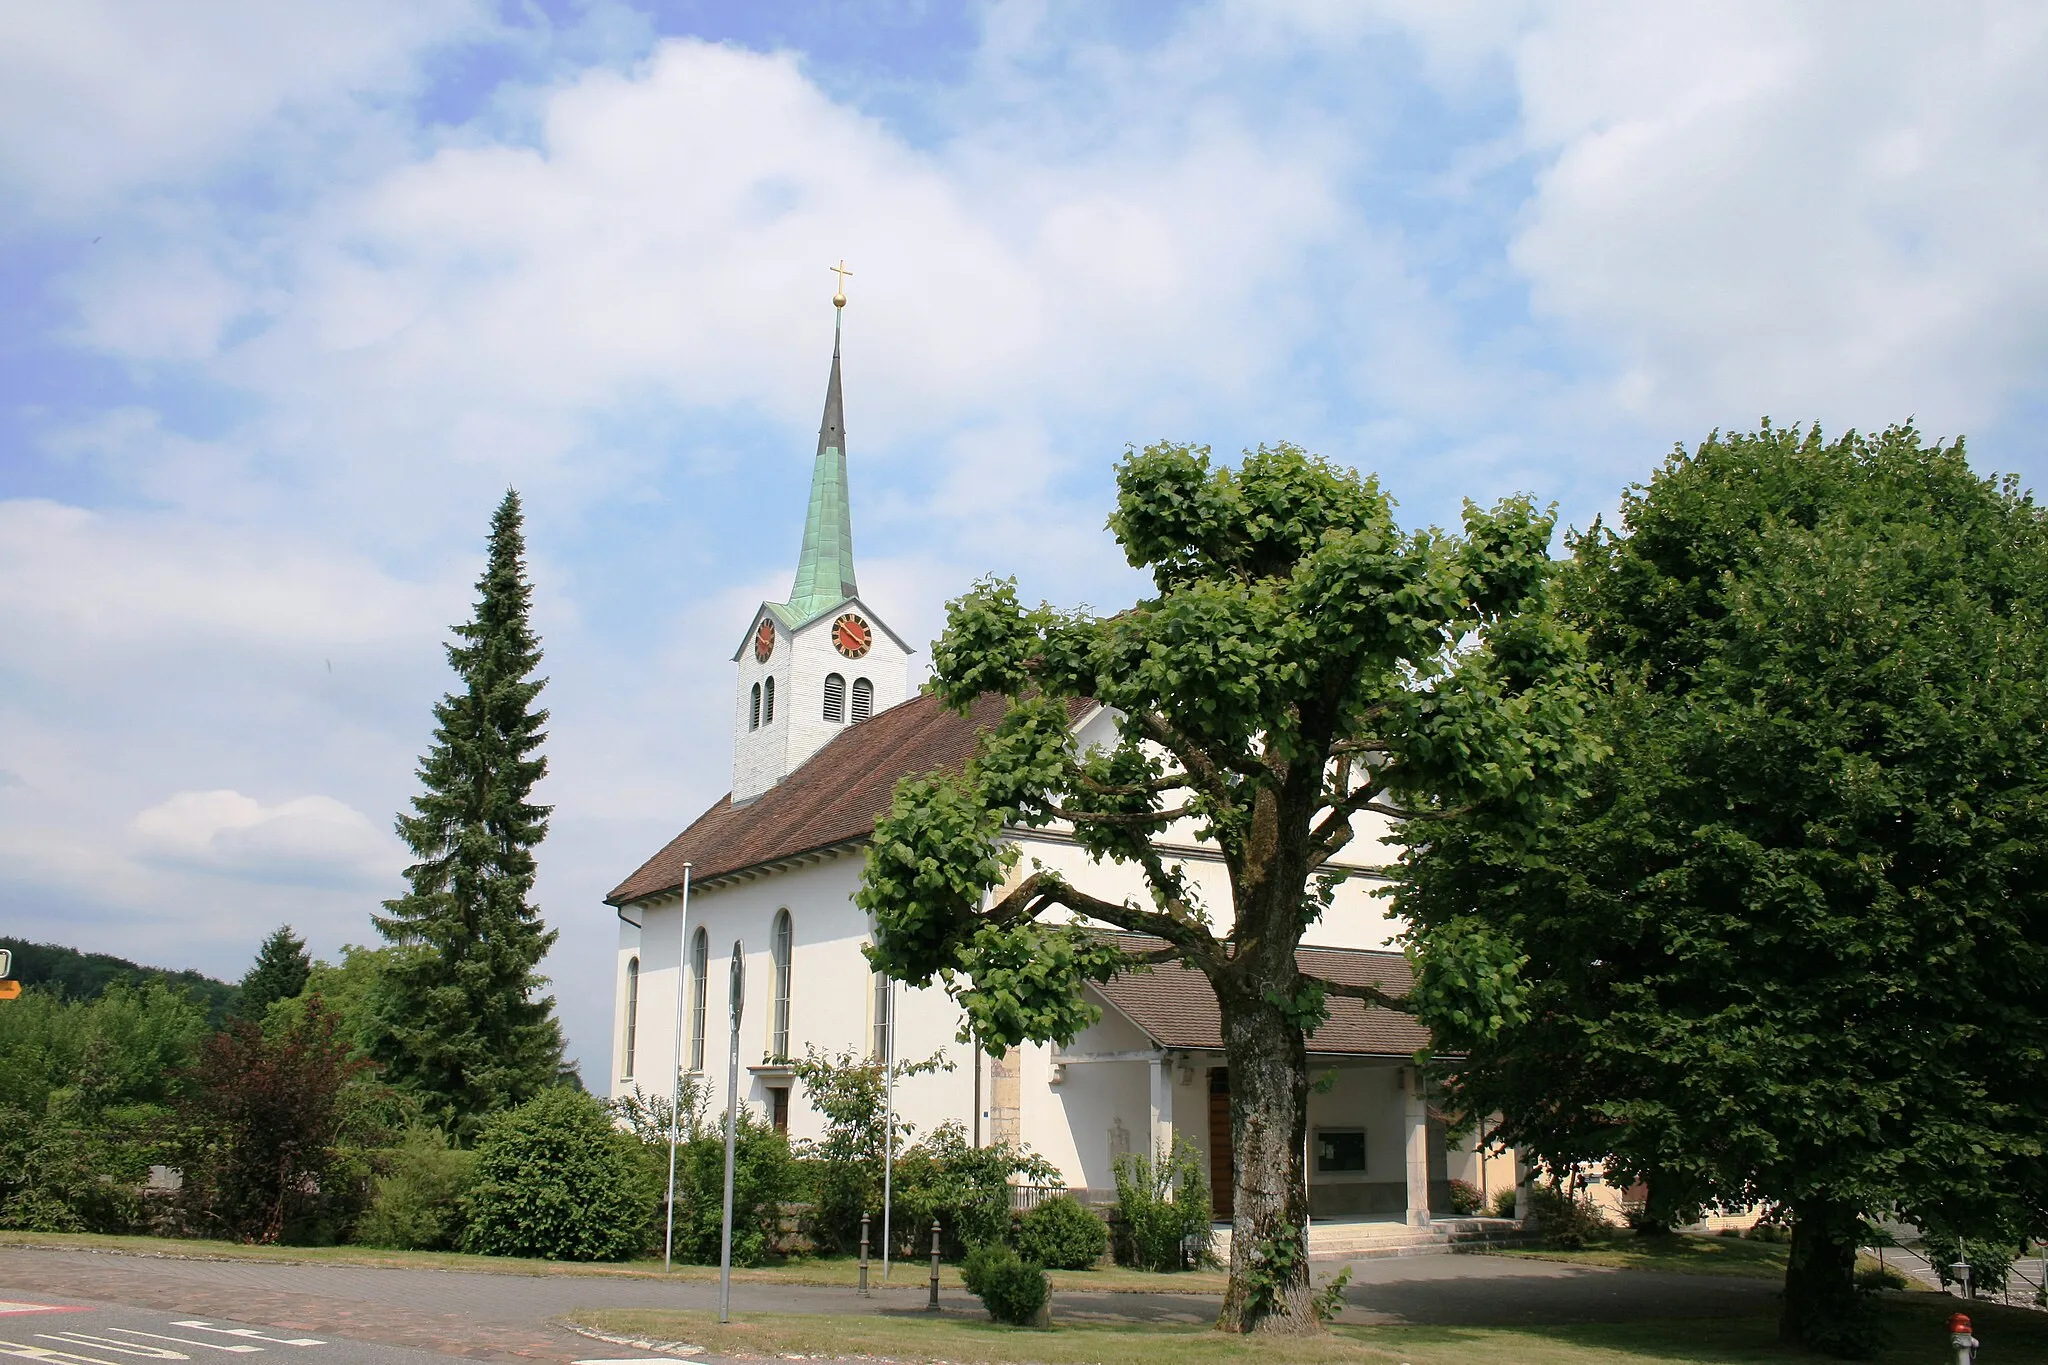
left=764, top=676, right=776, bottom=725
left=823, top=674, right=846, bottom=723
left=770, top=910, right=793, bottom=1059
left=623, top=956, right=639, bottom=1079
left=749, top=683, right=761, bottom=731
left=688, top=928, right=709, bottom=1072
left=851, top=677, right=874, bottom=723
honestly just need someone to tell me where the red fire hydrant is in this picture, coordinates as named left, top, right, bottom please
left=1948, top=1311, right=1978, bottom=1365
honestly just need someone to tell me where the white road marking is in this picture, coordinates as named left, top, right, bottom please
left=37, top=1335, right=186, bottom=1360
left=99, top=1333, right=257, bottom=1356
left=0, top=1340, right=131, bottom=1365
left=165, top=1329, right=318, bottom=1349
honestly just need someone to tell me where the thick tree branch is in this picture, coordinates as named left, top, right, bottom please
left=986, top=869, right=1220, bottom=964
left=1306, top=974, right=1416, bottom=1014
left=1043, top=801, right=1199, bottom=828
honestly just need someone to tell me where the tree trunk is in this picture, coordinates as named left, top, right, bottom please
left=1780, top=1198, right=1870, bottom=1356
left=1215, top=991, right=1317, bottom=1334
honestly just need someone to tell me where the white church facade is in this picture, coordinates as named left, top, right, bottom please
left=605, top=301, right=1514, bottom=1234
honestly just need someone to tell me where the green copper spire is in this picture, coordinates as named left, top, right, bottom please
left=786, top=307, right=857, bottom=622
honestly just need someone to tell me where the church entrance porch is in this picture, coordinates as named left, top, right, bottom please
left=1035, top=1040, right=1501, bottom=1229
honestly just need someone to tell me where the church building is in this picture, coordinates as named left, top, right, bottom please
left=605, top=296, right=1512, bottom=1249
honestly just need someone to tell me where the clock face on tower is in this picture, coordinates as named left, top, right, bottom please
left=754, top=618, right=776, bottom=663
left=832, top=613, right=873, bottom=659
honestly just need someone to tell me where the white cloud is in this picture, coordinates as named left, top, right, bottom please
left=1505, top=2, right=2048, bottom=435
left=130, top=789, right=399, bottom=887
left=0, top=0, right=492, bottom=218
left=8, top=0, right=2046, bottom=1079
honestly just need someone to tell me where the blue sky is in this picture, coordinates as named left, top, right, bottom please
left=5, top=0, right=2045, bottom=1081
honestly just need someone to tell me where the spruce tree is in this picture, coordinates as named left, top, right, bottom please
left=373, top=489, right=563, bottom=1137
left=237, top=925, right=311, bottom=1018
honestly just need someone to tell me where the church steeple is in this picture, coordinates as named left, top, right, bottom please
left=785, top=308, right=857, bottom=623
left=730, top=273, right=910, bottom=804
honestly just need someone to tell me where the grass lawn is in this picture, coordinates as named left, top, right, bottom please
left=1485, top=1231, right=1923, bottom=1292
left=1485, top=1232, right=1793, bottom=1280
left=0, top=1230, right=1222, bottom=1294
left=567, top=1298, right=2048, bottom=1365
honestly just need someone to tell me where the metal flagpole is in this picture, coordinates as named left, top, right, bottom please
left=662, top=863, right=692, bottom=1272
left=718, top=940, right=746, bottom=1324
left=881, top=976, right=894, bottom=1282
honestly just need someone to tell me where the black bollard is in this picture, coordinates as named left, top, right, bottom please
left=927, top=1220, right=942, bottom=1312
left=858, top=1212, right=870, bottom=1298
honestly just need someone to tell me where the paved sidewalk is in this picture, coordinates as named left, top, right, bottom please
left=0, top=1244, right=1781, bottom=1362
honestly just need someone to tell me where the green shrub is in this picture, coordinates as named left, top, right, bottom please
left=963, top=1244, right=1048, bottom=1326
left=1489, top=1185, right=1519, bottom=1219
left=354, top=1127, right=475, bottom=1250
left=1526, top=1183, right=1609, bottom=1250
left=1112, top=1137, right=1211, bottom=1271
left=1015, top=1195, right=1106, bottom=1269
left=1743, top=1216, right=1791, bottom=1244
left=464, top=1088, right=651, bottom=1260
left=1855, top=1265, right=1910, bottom=1291
left=1922, top=1227, right=2023, bottom=1296
left=892, top=1124, right=1055, bottom=1256
left=672, top=1111, right=799, bottom=1267
left=1446, top=1179, right=1483, bottom=1216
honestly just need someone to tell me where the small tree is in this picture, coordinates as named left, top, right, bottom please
left=859, top=443, right=1595, bottom=1330
left=374, top=490, right=564, bottom=1137
left=238, top=925, right=311, bottom=1019
left=178, top=997, right=368, bottom=1243
left=789, top=1045, right=946, bottom=1252
left=1113, top=1137, right=1211, bottom=1271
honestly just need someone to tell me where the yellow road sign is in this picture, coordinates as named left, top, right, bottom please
left=0, top=980, right=20, bottom=1001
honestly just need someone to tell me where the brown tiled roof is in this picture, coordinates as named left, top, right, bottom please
left=1091, top=936, right=1430, bottom=1057
left=608, top=692, right=1093, bottom=905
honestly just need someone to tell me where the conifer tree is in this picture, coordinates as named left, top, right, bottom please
left=373, top=489, right=563, bottom=1137
left=237, top=925, right=311, bottom=1018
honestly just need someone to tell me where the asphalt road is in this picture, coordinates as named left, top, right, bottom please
left=0, top=1298, right=471, bottom=1365
left=0, top=1243, right=1784, bottom=1362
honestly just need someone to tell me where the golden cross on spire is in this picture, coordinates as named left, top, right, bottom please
left=830, top=259, right=852, bottom=308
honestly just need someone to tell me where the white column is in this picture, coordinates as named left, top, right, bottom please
left=1403, top=1066, right=1431, bottom=1227
left=1149, top=1056, right=1175, bottom=1159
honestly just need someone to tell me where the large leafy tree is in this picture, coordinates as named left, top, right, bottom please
left=374, top=490, right=563, bottom=1138
left=859, top=443, right=1596, bottom=1333
left=1402, top=424, right=2048, bottom=1356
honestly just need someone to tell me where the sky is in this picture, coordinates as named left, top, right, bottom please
left=3, top=0, right=2045, bottom=1082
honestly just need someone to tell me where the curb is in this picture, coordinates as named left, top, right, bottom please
left=556, top=1320, right=705, bottom=1357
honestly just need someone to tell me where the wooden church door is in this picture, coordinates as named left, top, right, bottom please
left=1208, top=1067, right=1233, bottom=1218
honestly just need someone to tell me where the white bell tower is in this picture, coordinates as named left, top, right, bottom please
left=731, top=292, right=911, bottom=803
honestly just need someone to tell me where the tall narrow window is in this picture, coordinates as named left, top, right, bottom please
left=871, top=969, right=893, bottom=1063
left=763, top=675, right=776, bottom=724
left=749, top=683, right=761, bottom=730
left=822, top=673, right=846, bottom=723
left=851, top=677, right=874, bottom=722
left=622, top=957, right=640, bottom=1079
left=688, top=928, right=709, bottom=1072
left=770, top=909, right=793, bottom=1059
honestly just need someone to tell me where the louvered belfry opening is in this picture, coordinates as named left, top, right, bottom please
left=823, top=673, right=846, bottom=723
left=850, top=676, right=874, bottom=722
